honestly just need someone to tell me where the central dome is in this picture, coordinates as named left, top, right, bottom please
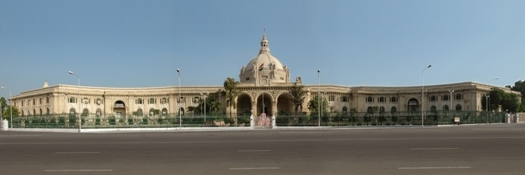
left=239, top=35, right=290, bottom=85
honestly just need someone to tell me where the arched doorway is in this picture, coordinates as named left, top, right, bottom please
left=408, top=98, right=419, bottom=113
left=113, top=101, right=126, bottom=120
left=236, top=93, right=252, bottom=116
left=256, top=92, right=273, bottom=116
left=276, top=93, right=293, bottom=115
left=162, top=108, right=168, bottom=116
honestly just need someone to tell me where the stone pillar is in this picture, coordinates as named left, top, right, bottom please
left=251, top=101, right=257, bottom=117
left=2, top=119, right=8, bottom=131
left=271, top=116, right=276, bottom=129
left=250, top=111, right=254, bottom=129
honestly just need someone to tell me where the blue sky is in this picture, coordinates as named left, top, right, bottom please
left=1, top=0, right=524, bottom=96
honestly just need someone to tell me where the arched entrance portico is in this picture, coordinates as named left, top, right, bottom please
left=276, top=93, right=293, bottom=115
left=256, top=92, right=273, bottom=116
left=236, top=93, right=252, bottom=116
left=113, top=101, right=126, bottom=120
left=407, top=98, right=419, bottom=113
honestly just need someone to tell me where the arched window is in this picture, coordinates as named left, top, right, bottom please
left=379, top=97, right=385, bottom=103
left=46, top=108, right=50, bottom=115
left=430, top=96, right=437, bottom=102
left=342, top=106, right=348, bottom=113
left=367, top=106, right=373, bottom=114
left=443, top=95, right=450, bottom=101
left=149, top=98, right=156, bottom=104
left=443, top=105, right=449, bottom=111
left=149, top=108, right=156, bottom=116
left=33, top=109, right=36, bottom=116
left=96, top=109, right=102, bottom=117
left=136, top=108, right=143, bottom=116
left=136, top=98, right=143, bottom=104
left=70, top=108, right=76, bottom=115
left=82, top=109, right=89, bottom=117
left=39, top=108, right=43, bottom=115
left=162, top=108, right=168, bottom=116
left=69, top=97, right=76, bottom=103
left=366, top=97, right=373, bottom=103
left=46, top=97, right=49, bottom=103
left=456, top=104, right=462, bottom=111
left=341, top=96, right=348, bottom=102
left=430, top=105, right=437, bottom=113
left=391, top=106, right=397, bottom=114
left=455, top=94, right=463, bottom=100
left=96, top=98, right=103, bottom=105
left=391, top=97, right=397, bottom=103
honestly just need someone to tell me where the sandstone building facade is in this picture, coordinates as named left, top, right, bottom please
left=9, top=35, right=519, bottom=119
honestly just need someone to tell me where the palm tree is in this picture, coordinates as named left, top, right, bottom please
left=289, top=84, right=306, bottom=114
left=206, top=93, right=222, bottom=114
left=223, top=77, right=240, bottom=116
left=308, top=95, right=328, bottom=115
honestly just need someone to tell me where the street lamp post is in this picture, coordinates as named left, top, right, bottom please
left=200, top=93, right=207, bottom=126
left=1, top=87, right=12, bottom=129
left=204, top=93, right=206, bottom=126
left=317, top=69, right=320, bottom=130
left=422, top=65, right=431, bottom=127
left=177, top=68, right=181, bottom=130
left=487, top=77, right=498, bottom=124
left=68, top=71, right=81, bottom=133
left=449, top=89, right=454, bottom=124
left=484, top=93, right=489, bottom=123
left=449, top=90, right=454, bottom=111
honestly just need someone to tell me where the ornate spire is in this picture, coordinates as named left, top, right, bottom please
left=259, top=34, right=270, bottom=53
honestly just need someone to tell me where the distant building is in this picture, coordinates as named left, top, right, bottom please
left=10, top=35, right=520, bottom=119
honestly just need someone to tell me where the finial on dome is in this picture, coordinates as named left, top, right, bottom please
left=260, top=32, right=270, bottom=53
left=43, top=80, right=49, bottom=88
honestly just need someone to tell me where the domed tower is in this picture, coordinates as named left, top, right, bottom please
left=239, top=34, right=290, bottom=86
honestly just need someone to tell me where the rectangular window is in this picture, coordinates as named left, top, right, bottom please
left=341, top=96, right=348, bottom=102
left=329, top=95, right=335, bottom=101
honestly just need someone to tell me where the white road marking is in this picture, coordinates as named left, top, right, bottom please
left=55, top=152, right=101, bottom=154
left=45, top=169, right=112, bottom=172
left=229, top=167, right=279, bottom=170
left=0, top=135, right=42, bottom=137
left=410, top=148, right=459, bottom=150
left=399, top=166, right=471, bottom=170
left=238, top=150, right=271, bottom=152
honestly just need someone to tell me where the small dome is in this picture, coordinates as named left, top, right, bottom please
left=239, top=34, right=290, bottom=85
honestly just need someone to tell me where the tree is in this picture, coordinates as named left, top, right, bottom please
left=509, top=80, right=525, bottom=101
left=307, top=95, right=328, bottom=115
left=223, top=77, right=240, bottom=116
left=509, top=80, right=525, bottom=112
left=484, top=88, right=521, bottom=113
left=289, top=84, right=305, bottom=114
left=2, top=106, right=19, bottom=120
left=188, top=93, right=222, bottom=114
left=0, top=97, right=7, bottom=119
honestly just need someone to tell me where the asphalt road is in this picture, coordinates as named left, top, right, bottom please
left=1, top=124, right=525, bottom=175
